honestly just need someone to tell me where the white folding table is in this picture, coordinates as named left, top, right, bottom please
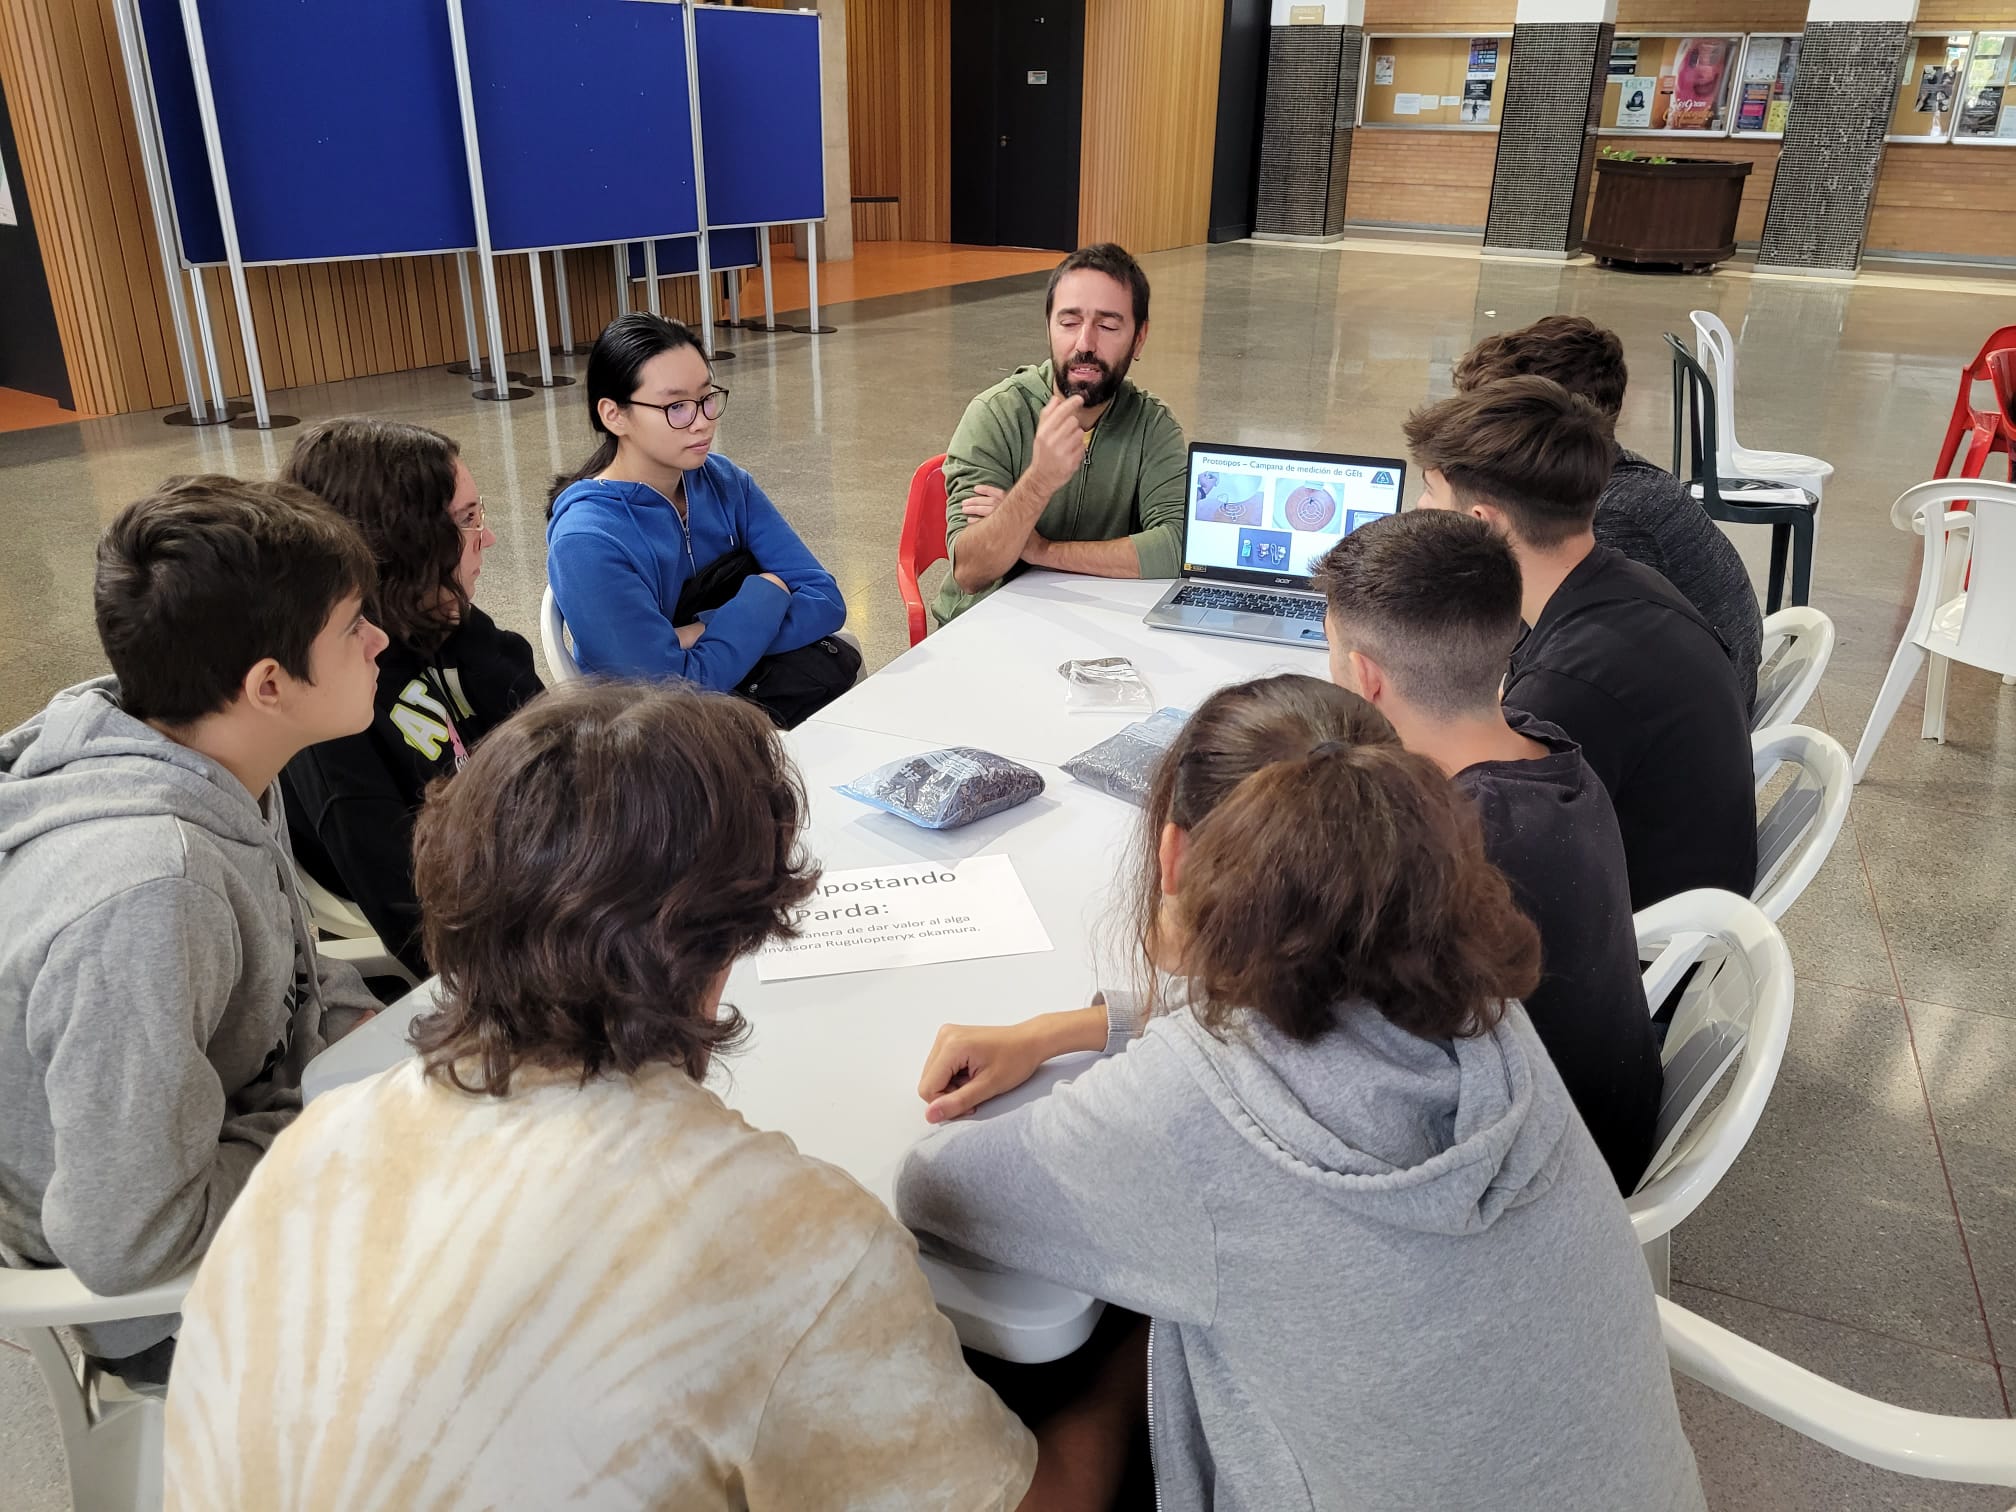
left=303, top=574, right=1321, bottom=1360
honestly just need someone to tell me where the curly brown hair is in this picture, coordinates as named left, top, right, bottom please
left=282, top=417, right=466, bottom=653
left=409, top=680, right=820, bottom=1095
left=1454, top=314, right=1629, bottom=420
left=1130, top=674, right=1538, bottom=1043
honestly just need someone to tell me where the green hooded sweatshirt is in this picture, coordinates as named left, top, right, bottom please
left=931, top=360, right=1189, bottom=625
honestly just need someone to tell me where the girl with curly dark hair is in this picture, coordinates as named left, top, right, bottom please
left=279, top=417, right=544, bottom=975
left=899, top=673, right=1704, bottom=1511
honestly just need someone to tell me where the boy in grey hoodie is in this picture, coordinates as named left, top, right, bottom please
left=902, top=675, right=1705, bottom=1511
left=0, top=477, right=387, bottom=1379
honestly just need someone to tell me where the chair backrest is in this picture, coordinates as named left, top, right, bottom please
left=1627, top=889, right=1794, bottom=1245
left=1892, top=478, right=2016, bottom=676
left=1690, top=309, right=1743, bottom=465
left=1750, top=724, right=1852, bottom=923
left=0, top=1264, right=195, bottom=1512
left=1661, top=1296, right=2016, bottom=1486
left=1752, top=605, right=1834, bottom=731
left=1989, top=349, right=2016, bottom=425
left=1936, top=326, right=2016, bottom=476
left=897, top=454, right=949, bottom=648
left=297, top=868, right=374, bottom=942
left=1665, top=333, right=1720, bottom=498
left=540, top=584, right=581, bottom=682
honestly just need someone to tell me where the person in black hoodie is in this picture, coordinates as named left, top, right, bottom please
left=281, top=419, right=544, bottom=975
left=1403, top=377, right=1756, bottom=912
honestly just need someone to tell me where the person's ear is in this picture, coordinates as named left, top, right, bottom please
left=240, top=656, right=286, bottom=714
left=597, top=396, right=630, bottom=438
left=1158, top=821, right=1188, bottom=897
left=1131, top=319, right=1150, bottom=361
left=1348, top=649, right=1386, bottom=705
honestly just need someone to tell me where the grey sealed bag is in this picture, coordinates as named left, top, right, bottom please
left=838, top=747, right=1045, bottom=830
left=1062, top=707, right=1190, bottom=806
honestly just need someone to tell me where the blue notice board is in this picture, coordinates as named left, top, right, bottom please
left=462, top=0, right=699, bottom=254
left=693, top=6, right=825, bottom=228
left=625, top=227, right=763, bottom=279
left=137, top=0, right=224, bottom=266
left=182, top=0, right=475, bottom=263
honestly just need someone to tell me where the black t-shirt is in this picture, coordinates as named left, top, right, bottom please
left=1505, top=545, right=1757, bottom=913
left=282, top=606, right=543, bottom=975
left=1455, top=710, right=1661, bottom=1191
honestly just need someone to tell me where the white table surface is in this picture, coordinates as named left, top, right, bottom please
left=819, top=573, right=1328, bottom=765
left=304, top=576, right=1310, bottom=1359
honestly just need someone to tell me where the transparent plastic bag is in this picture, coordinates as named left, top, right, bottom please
left=1058, top=656, right=1154, bottom=712
left=837, top=747, right=1046, bottom=830
left=1062, top=707, right=1190, bottom=806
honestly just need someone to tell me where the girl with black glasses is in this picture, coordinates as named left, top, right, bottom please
left=546, top=313, right=852, bottom=725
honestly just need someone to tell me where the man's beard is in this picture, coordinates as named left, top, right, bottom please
left=1055, top=349, right=1131, bottom=409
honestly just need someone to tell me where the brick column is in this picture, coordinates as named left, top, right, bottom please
left=1253, top=1, right=1363, bottom=242
left=1483, top=0, right=1616, bottom=258
left=1757, top=0, right=1918, bottom=276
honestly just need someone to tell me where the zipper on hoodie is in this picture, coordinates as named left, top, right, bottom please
left=1146, top=1319, right=1163, bottom=1512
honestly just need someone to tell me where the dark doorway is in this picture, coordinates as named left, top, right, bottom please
left=0, top=73, right=72, bottom=408
left=1208, top=0, right=1268, bottom=243
left=950, top=0, right=1084, bottom=252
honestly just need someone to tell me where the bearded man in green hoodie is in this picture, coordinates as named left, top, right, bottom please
left=931, top=242, right=1189, bottom=625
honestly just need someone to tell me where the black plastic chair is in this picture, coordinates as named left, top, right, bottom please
left=1667, top=332, right=1818, bottom=613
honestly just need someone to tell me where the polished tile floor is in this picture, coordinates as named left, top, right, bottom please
left=6, top=240, right=2016, bottom=1509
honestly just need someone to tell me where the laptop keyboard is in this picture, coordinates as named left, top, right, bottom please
left=1172, top=584, right=1325, bottom=621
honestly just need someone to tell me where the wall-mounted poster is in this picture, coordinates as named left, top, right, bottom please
left=1460, top=75, right=1493, bottom=124
left=1467, top=38, right=1499, bottom=77
left=1618, top=76, right=1655, bottom=128
left=1668, top=37, right=1733, bottom=130
left=1890, top=33, right=1973, bottom=139
left=1609, top=37, right=1640, bottom=76
left=1362, top=32, right=1514, bottom=129
left=1374, top=54, right=1394, bottom=85
left=1734, top=34, right=1798, bottom=135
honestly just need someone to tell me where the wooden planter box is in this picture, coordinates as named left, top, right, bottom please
left=1584, top=156, right=1753, bottom=271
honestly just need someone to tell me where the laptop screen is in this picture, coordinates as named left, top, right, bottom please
left=1181, top=443, right=1408, bottom=588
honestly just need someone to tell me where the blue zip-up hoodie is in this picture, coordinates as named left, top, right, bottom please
left=546, top=455, right=846, bottom=689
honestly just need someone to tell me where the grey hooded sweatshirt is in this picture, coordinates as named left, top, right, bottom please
left=0, top=678, right=377, bottom=1356
left=897, top=990, right=1705, bottom=1512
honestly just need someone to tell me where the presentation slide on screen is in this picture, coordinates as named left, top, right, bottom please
left=1187, top=450, right=1403, bottom=577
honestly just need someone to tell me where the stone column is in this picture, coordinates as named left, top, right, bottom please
left=1756, top=0, right=1917, bottom=276
left=1253, top=0, right=1363, bottom=243
left=1483, top=0, right=1617, bottom=258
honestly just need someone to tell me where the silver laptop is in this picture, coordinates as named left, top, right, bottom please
left=1143, top=442, right=1408, bottom=648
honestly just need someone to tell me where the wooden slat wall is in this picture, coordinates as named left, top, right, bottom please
left=1617, top=0, right=1807, bottom=27
left=1868, top=142, right=2016, bottom=258
left=1918, top=2, right=2016, bottom=25
left=1363, top=1, right=1513, bottom=30
left=0, top=0, right=711, bottom=416
left=1078, top=0, right=1223, bottom=254
left=1345, top=132, right=1499, bottom=231
left=845, top=0, right=949, bottom=241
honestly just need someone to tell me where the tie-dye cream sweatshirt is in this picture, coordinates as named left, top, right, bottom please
left=164, top=1058, right=1035, bottom=1511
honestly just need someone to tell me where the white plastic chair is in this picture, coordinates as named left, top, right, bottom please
left=1853, top=478, right=2016, bottom=782
left=0, top=1265, right=196, bottom=1512
left=1629, top=890, right=1795, bottom=1292
left=1753, top=606, right=1834, bottom=733
left=1750, top=725, right=1852, bottom=924
left=540, top=584, right=581, bottom=682
left=1661, top=1297, right=2016, bottom=1486
left=297, top=869, right=418, bottom=990
left=1691, top=310, right=1835, bottom=500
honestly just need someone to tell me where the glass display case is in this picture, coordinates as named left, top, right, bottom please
left=1359, top=34, right=1513, bottom=131
left=1599, top=34, right=1743, bottom=136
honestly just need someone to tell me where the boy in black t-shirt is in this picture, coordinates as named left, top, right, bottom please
left=1400, top=376, right=1757, bottom=914
left=1315, top=509, right=1658, bottom=1189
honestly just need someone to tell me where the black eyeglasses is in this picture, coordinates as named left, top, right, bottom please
left=623, top=387, right=729, bottom=431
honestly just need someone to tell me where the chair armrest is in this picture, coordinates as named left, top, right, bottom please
left=0, top=1264, right=198, bottom=1328
left=1661, top=1298, right=2016, bottom=1486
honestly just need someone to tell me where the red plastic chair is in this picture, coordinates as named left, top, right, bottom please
left=1935, top=325, right=2016, bottom=479
left=897, top=454, right=948, bottom=648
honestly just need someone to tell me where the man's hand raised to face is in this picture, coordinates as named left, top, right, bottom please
left=1028, top=391, right=1087, bottom=497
